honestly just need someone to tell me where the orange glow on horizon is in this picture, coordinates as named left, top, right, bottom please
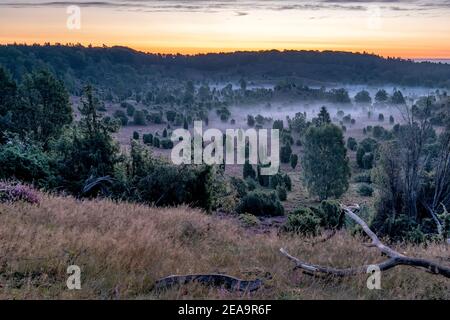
left=1, top=5, right=450, bottom=60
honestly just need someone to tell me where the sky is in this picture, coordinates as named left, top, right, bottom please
left=1, top=0, right=450, bottom=58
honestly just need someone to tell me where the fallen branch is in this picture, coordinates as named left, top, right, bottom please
left=281, top=204, right=450, bottom=278
left=154, top=273, right=264, bottom=292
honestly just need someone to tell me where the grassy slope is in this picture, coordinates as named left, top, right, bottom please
left=0, top=195, right=449, bottom=299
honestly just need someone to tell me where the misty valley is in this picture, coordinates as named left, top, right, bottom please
left=0, top=44, right=449, bottom=300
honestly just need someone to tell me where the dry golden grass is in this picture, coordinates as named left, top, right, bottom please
left=0, top=195, right=449, bottom=300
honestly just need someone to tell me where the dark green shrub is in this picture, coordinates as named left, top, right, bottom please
left=147, top=112, right=162, bottom=124
left=126, top=104, right=135, bottom=117
left=371, top=213, right=425, bottom=243
left=273, top=120, right=284, bottom=130
left=317, top=200, right=342, bottom=229
left=153, top=136, right=160, bottom=148
left=231, top=177, right=248, bottom=198
left=136, top=165, right=213, bottom=212
left=237, top=191, right=284, bottom=216
left=280, top=144, right=292, bottom=163
left=0, top=141, right=52, bottom=187
left=372, top=125, right=390, bottom=140
left=357, top=184, right=374, bottom=197
left=247, top=115, right=255, bottom=127
left=113, top=110, right=128, bottom=126
left=356, top=138, right=377, bottom=168
left=256, top=114, right=265, bottom=125
left=362, top=152, right=374, bottom=170
left=217, top=107, right=230, bottom=122
left=283, top=174, right=292, bottom=191
left=143, top=133, right=153, bottom=145
left=283, top=207, right=321, bottom=235
left=281, top=131, right=294, bottom=146
left=133, top=110, right=146, bottom=125
left=290, top=154, right=298, bottom=169
left=133, top=131, right=139, bottom=140
left=257, top=163, right=270, bottom=187
left=174, top=114, right=183, bottom=126
left=220, top=113, right=229, bottom=122
left=166, top=110, right=176, bottom=122
left=269, top=173, right=284, bottom=189
left=238, top=214, right=260, bottom=227
left=160, top=139, right=173, bottom=149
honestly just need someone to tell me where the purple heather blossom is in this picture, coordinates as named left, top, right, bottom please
left=0, top=182, right=40, bottom=204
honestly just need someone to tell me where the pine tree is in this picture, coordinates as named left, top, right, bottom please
left=302, top=124, right=350, bottom=200
left=313, top=106, right=331, bottom=127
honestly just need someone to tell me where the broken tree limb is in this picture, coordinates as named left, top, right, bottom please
left=154, top=273, right=264, bottom=292
left=341, top=204, right=404, bottom=258
left=280, top=204, right=450, bottom=278
left=280, top=249, right=450, bottom=278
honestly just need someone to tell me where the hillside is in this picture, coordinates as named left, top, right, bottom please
left=1, top=45, right=450, bottom=93
left=1, top=194, right=448, bottom=299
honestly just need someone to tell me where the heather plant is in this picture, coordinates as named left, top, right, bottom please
left=0, top=182, right=39, bottom=204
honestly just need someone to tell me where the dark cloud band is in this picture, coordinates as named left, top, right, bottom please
left=1, top=0, right=449, bottom=13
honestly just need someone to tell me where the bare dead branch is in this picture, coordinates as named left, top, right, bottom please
left=154, top=273, right=264, bottom=292
left=341, top=204, right=404, bottom=258
left=280, top=204, right=450, bottom=278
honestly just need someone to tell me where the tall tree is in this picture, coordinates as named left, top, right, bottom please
left=53, top=85, right=120, bottom=193
left=375, top=89, right=389, bottom=103
left=290, top=112, right=308, bottom=135
left=302, top=124, right=350, bottom=200
left=16, top=70, right=72, bottom=146
left=391, top=90, right=406, bottom=105
left=313, top=106, right=331, bottom=127
left=372, top=102, right=450, bottom=240
left=355, top=90, right=372, bottom=104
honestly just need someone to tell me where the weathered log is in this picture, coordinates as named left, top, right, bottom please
left=154, top=273, right=264, bottom=292
left=281, top=204, right=450, bottom=278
